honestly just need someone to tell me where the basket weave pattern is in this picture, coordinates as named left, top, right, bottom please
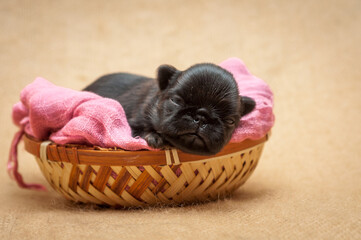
left=33, top=143, right=264, bottom=207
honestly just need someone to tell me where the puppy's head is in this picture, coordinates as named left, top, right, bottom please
left=153, top=63, right=255, bottom=155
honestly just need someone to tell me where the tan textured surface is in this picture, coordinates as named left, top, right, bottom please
left=1, top=0, right=360, bottom=239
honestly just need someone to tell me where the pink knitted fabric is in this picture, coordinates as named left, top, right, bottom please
left=220, top=58, right=275, bottom=142
left=13, top=78, right=152, bottom=150
left=9, top=58, right=274, bottom=190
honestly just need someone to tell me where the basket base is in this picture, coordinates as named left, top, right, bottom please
left=33, top=143, right=264, bottom=207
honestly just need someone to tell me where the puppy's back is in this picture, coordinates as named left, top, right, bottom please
left=83, top=73, right=151, bottom=99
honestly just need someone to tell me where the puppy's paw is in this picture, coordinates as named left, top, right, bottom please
left=145, top=132, right=165, bottom=149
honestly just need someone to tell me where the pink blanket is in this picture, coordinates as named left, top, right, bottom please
left=9, top=58, right=274, bottom=190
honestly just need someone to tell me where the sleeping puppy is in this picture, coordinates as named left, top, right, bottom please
left=83, top=63, right=255, bottom=155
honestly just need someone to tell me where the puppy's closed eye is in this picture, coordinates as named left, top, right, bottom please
left=224, top=118, right=235, bottom=125
left=169, top=96, right=184, bottom=106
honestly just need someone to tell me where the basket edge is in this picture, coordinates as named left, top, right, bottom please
left=23, top=133, right=269, bottom=166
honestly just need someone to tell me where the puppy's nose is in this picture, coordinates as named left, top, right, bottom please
left=197, top=108, right=210, bottom=118
left=193, top=114, right=206, bottom=125
left=193, top=116, right=201, bottom=124
left=193, top=108, right=210, bottom=125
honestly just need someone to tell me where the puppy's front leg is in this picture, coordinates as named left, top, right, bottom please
left=144, top=132, right=166, bottom=149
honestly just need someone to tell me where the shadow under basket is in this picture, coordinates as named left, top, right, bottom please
left=23, top=133, right=269, bottom=207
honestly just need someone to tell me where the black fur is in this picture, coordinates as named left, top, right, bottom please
left=83, top=63, right=255, bottom=155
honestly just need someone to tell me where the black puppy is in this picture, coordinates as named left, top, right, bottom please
left=84, top=63, right=255, bottom=155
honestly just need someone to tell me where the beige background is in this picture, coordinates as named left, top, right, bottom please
left=1, top=0, right=360, bottom=239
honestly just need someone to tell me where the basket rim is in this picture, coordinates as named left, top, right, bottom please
left=23, top=133, right=269, bottom=166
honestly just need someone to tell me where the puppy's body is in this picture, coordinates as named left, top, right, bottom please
left=84, top=73, right=161, bottom=138
left=84, top=64, right=255, bottom=155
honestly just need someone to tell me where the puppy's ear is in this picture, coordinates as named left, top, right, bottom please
left=157, top=65, right=179, bottom=90
left=240, top=96, right=256, bottom=116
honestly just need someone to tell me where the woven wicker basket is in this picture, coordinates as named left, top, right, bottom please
left=23, top=133, right=269, bottom=207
